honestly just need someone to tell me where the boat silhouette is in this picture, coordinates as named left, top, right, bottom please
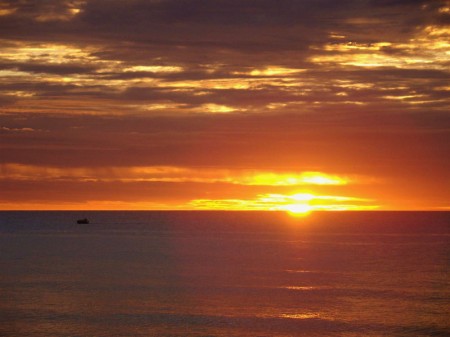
left=76, top=218, right=89, bottom=224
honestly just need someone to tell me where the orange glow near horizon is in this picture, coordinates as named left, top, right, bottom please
left=1, top=163, right=445, bottom=211
left=0, top=163, right=380, bottom=212
left=188, top=192, right=379, bottom=213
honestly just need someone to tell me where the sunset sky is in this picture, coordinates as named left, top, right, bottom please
left=0, top=0, right=449, bottom=211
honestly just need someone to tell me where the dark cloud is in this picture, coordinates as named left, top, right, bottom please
left=0, top=62, right=96, bottom=75
left=370, top=0, right=432, bottom=7
left=1, top=111, right=448, bottom=168
left=0, top=0, right=83, bottom=19
left=81, top=0, right=345, bottom=26
left=0, top=94, right=16, bottom=106
left=3, top=0, right=441, bottom=51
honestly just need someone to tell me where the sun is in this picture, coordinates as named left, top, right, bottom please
left=285, top=203, right=312, bottom=216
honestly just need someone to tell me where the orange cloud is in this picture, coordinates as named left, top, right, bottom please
left=310, top=25, right=450, bottom=70
left=0, top=164, right=363, bottom=186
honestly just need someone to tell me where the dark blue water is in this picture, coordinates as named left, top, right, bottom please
left=0, top=211, right=449, bottom=336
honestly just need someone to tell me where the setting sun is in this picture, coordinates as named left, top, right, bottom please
left=284, top=203, right=312, bottom=216
left=282, top=193, right=313, bottom=215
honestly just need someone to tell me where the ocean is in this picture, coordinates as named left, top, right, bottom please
left=0, top=211, right=449, bottom=336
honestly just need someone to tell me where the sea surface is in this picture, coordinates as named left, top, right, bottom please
left=0, top=211, right=449, bottom=337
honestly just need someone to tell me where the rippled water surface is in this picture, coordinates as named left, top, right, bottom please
left=0, top=211, right=449, bottom=336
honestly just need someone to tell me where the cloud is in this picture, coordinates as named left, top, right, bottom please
left=1, top=112, right=448, bottom=176
left=1, top=0, right=448, bottom=117
left=0, top=163, right=361, bottom=186
left=0, top=126, right=40, bottom=133
left=0, top=62, right=96, bottom=75
left=0, top=0, right=85, bottom=21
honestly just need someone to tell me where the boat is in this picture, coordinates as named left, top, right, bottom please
left=76, top=218, right=89, bottom=224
